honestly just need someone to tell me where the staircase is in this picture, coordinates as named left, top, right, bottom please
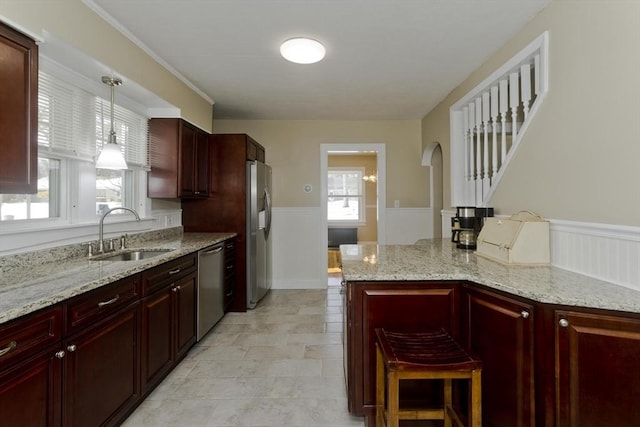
left=450, top=32, right=549, bottom=207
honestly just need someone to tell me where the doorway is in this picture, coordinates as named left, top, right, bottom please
left=320, top=143, right=386, bottom=287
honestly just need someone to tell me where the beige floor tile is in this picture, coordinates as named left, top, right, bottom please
left=122, top=288, right=364, bottom=427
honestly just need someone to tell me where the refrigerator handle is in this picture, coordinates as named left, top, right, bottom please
left=264, top=189, right=272, bottom=238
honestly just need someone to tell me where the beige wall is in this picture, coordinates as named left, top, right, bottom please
left=328, top=154, right=378, bottom=242
left=422, top=0, right=640, bottom=226
left=1, top=0, right=213, bottom=132
left=213, top=120, right=427, bottom=209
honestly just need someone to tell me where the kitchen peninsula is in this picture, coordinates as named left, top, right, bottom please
left=341, top=239, right=640, bottom=427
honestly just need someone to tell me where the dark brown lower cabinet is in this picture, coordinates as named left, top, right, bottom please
left=463, top=286, right=535, bottom=427
left=344, top=281, right=460, bottom=417
left=141, top=265, right=197, bottom=393
left=62, top=302, right=140, bottom=427
left=555, top=309, right=640, bottom=427
left=0, top=346, right=62, bottom=426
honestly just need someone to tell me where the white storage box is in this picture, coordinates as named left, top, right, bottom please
left=476, top=211, right=550, bottom=265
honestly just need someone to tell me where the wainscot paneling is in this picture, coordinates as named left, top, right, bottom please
left=384, top=208, right=433, bottom=244
left=271, top=207, right=325, bottom=289
left=441, top=210, right=640, bottom=291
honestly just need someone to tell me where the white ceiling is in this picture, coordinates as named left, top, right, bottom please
left=88, top=0, right=551, bottom=120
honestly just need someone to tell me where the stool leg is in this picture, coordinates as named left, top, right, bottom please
left=387, top=369, right=399, bottom=427
left=470, top=370, right=482, bottom=427
left=376, top=344, right=384, bottom=427
left=444, top=378, right=453, bottom=427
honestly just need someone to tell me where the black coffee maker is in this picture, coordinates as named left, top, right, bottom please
left=451, top=206, right=494, bottom=249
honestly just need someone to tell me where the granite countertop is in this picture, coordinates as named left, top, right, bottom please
left=340, top=238, right=640, bottom=314
left=0, top=231, right=235, bottom=325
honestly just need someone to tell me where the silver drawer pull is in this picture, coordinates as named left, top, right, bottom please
left=521, top=311, right=530, bottom=319
left=98, top=294, right=120, bottom=307
left=559, top=318, right=569, bottom=328
left=172, top=285, right=181, bottom=293
left=169, top=268, right=181, bottom=275
left=0, top=341, right=17, bottom=357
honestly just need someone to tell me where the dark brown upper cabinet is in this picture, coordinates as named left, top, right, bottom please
left=147, top=118, right=210, bottom=199
left=0, top=21, right=38, bottom=194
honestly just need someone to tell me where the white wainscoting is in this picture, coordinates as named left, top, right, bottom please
left=385, top=208, right=433, bottom=244
left=550, top=220, right=640, bottom=291
left=441, top=210, right=640, bottom=290
left=271, top=207, right=325, bottom=289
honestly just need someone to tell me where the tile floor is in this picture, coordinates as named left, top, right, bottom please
left=122, top=277, right=365, bottom=426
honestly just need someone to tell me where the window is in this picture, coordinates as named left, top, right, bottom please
left=0, top=157, right=61, bottom=221
left=0, top=70, right=148, bottom=225
left=328, top=168, right=365, bottom=223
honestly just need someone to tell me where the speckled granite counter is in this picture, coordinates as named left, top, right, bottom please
left=0, top=230, right=235, bottom=325
left=340, top=239, right=640, bottom=313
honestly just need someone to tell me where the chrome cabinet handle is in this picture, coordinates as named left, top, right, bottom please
left=98, top=294, right=120, bottom=307
left=169, top=269, right=181, bottom=275
left=172, top=285, right=181, bottom=293
left=0, top=341, right=17, bottom=357
left=67, top=344, right=77, bottom=352
left=55, top=350, right=65, bottom=359
left=521, top=311, right=530, bottom=319
left=559, top=318, right=569, bottom=328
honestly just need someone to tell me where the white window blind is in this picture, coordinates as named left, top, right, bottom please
left=38, top=72, right=95, bottom=160
left=38, top=72, right=149, bottom=167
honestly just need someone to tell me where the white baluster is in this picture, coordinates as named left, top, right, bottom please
left=520, top=63, right=531, bottom=119
left=468, top=102, right=476, bottom=203
left=490, top=86, right=499, bottom=181
left=509, top=72, right=519, bottom=141
left=534, top=54, right=540, bottom=97
left=499, top=79, right=508, bottom=166
left=482, top=92, right=490, bottom=197
left=463, top=106, right=470, bottom=182
left=475, top=97, right=483, bottom=206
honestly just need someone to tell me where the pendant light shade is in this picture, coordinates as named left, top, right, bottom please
left=96, top=76, right=128, bottom=170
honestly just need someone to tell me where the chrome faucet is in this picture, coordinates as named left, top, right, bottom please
left=98, top=207, right=141, bottom=253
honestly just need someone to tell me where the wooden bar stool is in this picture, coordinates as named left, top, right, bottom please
left=375, top=328, right=482, bottom=427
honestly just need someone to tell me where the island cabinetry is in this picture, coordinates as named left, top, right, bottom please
left=344, top=280, right=461, bottom=416
left=462, top=285, right=536, bottom=427
left=0, top=306, right=63, bottom=427
left=0, top=21, right=38, bottom=194
left=141, top=253, right=197, bottom=393
left=148, top=118, right=210, bottom=199
left=555, top=308, right=640, bottom=427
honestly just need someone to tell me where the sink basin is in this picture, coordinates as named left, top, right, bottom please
left=91, top=249, right=174, bottom=261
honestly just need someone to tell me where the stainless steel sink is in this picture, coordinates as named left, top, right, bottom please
left=90, top=249, right=174, bottom=261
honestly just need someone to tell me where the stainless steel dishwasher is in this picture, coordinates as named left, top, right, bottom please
left=197, top=243, right=225, bottom=341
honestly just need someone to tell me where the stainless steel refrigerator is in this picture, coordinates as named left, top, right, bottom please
left=246, top=160, right=272, bottom=309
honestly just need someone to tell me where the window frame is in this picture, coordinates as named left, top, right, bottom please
left=327, top=166, right=366, bottom=226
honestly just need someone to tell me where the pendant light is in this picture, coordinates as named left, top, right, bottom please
left=96, top=76, right=127, bottom=170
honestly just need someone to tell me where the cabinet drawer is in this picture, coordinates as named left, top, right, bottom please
left=0, top=306, right=62, bottom=370
left=65, top=275, right=140, bottom=335
left=142, top=253, right=197, bottom=295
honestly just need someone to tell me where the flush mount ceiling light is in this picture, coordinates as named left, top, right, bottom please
left=280, top=37, right=326, bottom=64
left=96, top=76, right=128, bottom=170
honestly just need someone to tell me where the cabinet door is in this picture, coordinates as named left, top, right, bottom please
left=463, top=287, right=535, bottom=427
left=63, top=303, right=140, bottom=427
left=348, top=282, right=460, bottom=415
left=556, top=310, right=640, bottom=427
left=179, top=123, right=197, bottom=197
left=0, top=22, right=38, bottom=194
left=173, top=272, right=197, bottom=361
left=0, top=347, right=62, bottom=427
left=141, top=287, right=173, bottom=392
left=195, top=130, right=210, bottom=196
